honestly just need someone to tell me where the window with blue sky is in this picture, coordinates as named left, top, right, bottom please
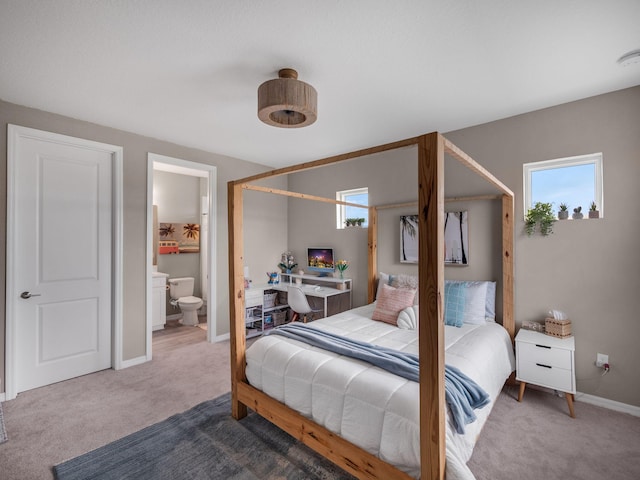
left=524, top=153, right=603, bottom=217
left=336, top=188, right=368, bottom=228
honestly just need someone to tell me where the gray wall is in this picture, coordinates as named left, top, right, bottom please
left=446, top=86, right=640, bottom=407
left=287, top=145, right=502, bottom=312
left=287, top=86, right=640, bottom=407
left=0, top=99, right=287, bottom=393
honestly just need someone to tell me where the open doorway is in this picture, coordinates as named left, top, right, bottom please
left=146, top=153, right=217, bottom=360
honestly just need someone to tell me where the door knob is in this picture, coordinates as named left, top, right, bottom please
left=20, top=291, right=41, bottom=299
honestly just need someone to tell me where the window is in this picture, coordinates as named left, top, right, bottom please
left=523, top=153, right=603, bottom=218
left=336, top=187, right=369, bottom=228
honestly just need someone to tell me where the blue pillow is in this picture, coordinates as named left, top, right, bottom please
left=444, top=282, right=466, bottom=327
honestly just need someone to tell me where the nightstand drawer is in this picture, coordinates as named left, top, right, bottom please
left=518, top=341, right=571, bottom=369
left=518, top=361, right=573, bottom=392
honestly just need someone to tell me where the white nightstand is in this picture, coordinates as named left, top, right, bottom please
left=515, top=329, right=576, bottom=418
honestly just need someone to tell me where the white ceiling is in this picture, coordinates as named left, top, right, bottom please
left=1, top=1, right=639, bottom=168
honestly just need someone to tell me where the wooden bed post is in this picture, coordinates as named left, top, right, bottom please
left=228, top=181, right=248, bottom=420
left=418, top=132, right=446, bottom=480
left=502, top=193, right=515, bottom=339
left=368, top=206, right=378, bottom=304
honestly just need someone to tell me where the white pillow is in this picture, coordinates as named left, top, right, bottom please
left=397, top=305, right=418, bottom=330
left=461, top=282, right=488, bottom=325
left=376, top=272, right=390, bottom=300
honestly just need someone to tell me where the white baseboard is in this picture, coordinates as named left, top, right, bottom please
left=213, top=332, right=230, bottom=343
left=166, top=313, right=182, bottom=321
left=576, top=391, right=640, bottom=417
left=0, top=392, right=5, bottom=402
left=119, top=355, right=149, bottom=369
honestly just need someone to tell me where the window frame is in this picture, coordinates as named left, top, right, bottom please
left=523, top=152, right=603, bottom=219
left=336, top=187, right=369, bottom=229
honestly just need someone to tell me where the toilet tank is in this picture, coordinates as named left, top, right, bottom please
left=168, top=277, right=194, bottom=299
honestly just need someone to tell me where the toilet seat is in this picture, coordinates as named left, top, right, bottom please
left=178, top=295, right=202, bottom=305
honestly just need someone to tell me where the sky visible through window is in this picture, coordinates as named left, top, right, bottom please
left=531, top=163, right=596, bottom=212
left=345, top=192, right=368, bottom=225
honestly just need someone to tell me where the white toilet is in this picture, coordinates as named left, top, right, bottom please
left=168, top=277, right=203, bottom=326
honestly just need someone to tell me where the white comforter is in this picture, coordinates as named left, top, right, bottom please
left=245, top=303, right=515, bottom=479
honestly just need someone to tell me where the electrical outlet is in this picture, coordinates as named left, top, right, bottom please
left=596, top=353, right=609, bottom=367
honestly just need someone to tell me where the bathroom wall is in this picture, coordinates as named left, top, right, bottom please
left=153, top=170, right=203, bottom=318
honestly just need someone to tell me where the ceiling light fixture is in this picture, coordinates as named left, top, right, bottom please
left=258, top=68, right=317, bottom=128
left=617, top=49, right=640, bottom=67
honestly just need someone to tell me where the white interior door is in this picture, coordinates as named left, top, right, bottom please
left=8, top=126, right=117, bottom=395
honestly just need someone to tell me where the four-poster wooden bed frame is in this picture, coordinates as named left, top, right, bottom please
left=228, top=132, right=515, bottom=480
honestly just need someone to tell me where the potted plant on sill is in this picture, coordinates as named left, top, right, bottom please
left=572, top=206, right=583, bottom=220
left=345, top=218, right=364, bottom=228
left=589, top=201, right=600, bottom=219
left=558, top=203, right=569, bottom=220
left=525, top=202, right=556, bottom=236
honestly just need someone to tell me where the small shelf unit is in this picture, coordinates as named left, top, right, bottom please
left=244, top=286, right=289, bottom=339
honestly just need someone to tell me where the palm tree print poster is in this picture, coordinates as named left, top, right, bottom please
left=400, top=215, right=419, bottom=263
left=444, top=211, right=468, bottom=265
left=158, top=223, right=200, bottom=254
left=400, top=212, right=468, bottom=265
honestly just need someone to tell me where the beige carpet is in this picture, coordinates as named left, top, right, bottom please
left=1, top=324, right=639, bottom=480
left=0, top=401, right=7, bottom=444
left=0, top=325, right=229, bottom=480
left=468, top=385, right=640, bottom=480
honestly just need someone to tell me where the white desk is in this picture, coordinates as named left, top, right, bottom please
left=272, top=284, right=349, bottom=319
left=258, top=273, right=351, bottom=319
left=279, top=272, right=352, bottom=290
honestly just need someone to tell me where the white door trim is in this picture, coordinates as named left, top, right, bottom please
left=146, top=153, right=217, bottom=359
left=5, top=124, right=123, bottom=400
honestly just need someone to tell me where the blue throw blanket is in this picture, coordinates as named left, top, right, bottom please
left=268, top=322, right=489, bottom=434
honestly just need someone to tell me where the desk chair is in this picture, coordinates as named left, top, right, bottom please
left=287, top=286, right=323, bottom=323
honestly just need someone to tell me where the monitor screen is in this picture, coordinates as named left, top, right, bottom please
left=307, top=248, right=335, bottom=276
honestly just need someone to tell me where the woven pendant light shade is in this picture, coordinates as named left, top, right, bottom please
left=258, top=68, right=317, bottom=128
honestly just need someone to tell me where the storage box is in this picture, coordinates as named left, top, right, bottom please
left=272, top=310, right=288, bottom=326
left=263, top=291, right=278, bottom=308
left=545, top=318, right=572, bottom=338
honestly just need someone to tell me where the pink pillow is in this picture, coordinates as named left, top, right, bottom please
left=372, top=283, right=417, bottom=325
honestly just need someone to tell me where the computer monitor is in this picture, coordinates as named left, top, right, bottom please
left=307, top=248, right=335, bottom=276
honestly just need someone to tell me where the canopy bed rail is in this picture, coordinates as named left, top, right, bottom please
left=228, top=132, right=515, bottom=480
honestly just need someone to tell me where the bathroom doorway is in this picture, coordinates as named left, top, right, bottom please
left=146, top=153, right=217, bottom=360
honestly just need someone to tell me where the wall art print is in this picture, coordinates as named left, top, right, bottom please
left=158, top=223, right=200, bottom=254
left=399, top=212, right=469, bottom=265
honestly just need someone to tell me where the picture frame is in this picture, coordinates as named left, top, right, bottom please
left=399, top=212, right=469, bottom=265
left=400, top=215, right=419, bottom=263
left=444, top=211, right=468, bottom=265
left=158, top=222, right=200, bottom=254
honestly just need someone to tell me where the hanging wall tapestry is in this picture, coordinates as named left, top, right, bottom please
left=158, top=223, right=200, bottom=254
left=400, top=212, right=469, bottom=265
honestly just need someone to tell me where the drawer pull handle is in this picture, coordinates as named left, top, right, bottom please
left=535, top=344, right=551, bottom=349
left=536, top=363, right=552, bottom=369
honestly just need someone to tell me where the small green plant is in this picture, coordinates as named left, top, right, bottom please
left=590, top=201, right=597, bottom=211
left=573, top=206, right=582, bottom=214
left=525, top=202, right=556, bottom=236
left=559, top=203, right=568, bottom=212
left=345, top=218, right=365, bottom=227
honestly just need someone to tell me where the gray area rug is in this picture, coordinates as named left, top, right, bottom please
left=53, top=392, right=355, bottom=480
left=0, top=402, right=7, bottom=444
